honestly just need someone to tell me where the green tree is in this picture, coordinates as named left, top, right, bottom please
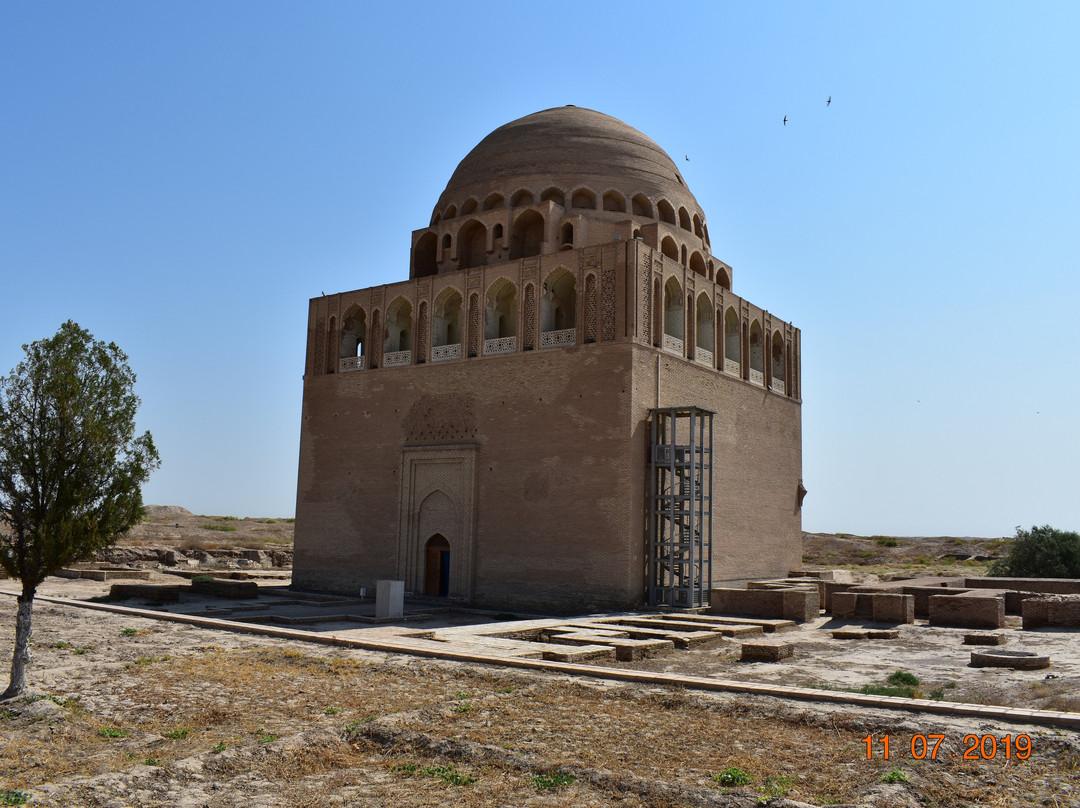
left=988, top=525, right=1080, bottom=578
left=0, top=321, right=159, bottom=699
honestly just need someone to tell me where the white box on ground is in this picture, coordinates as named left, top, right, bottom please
left=376, top=579, right=404, bottom=618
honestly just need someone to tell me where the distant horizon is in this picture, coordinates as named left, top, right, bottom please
left=4, top=3, right=1077, bottom=538
left=142, top=502, right=1016, bottom=541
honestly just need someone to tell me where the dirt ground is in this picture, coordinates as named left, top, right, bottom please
left=1, top=590, right=1079, bottom=807
left=1, top=517, right=1077, bottom=806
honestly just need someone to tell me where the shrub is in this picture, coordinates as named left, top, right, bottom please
left=989, top=525, right=1080, bottom=578
left=880, top=766, right=910, bottom=784
left=714, top=766, right=753, bottom=786
left=876, top=537, right=899, bottom=547
left=887, top=671, right=919, bottom=688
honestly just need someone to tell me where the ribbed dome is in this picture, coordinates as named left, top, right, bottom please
left=434, top=106, right=705, bottom=222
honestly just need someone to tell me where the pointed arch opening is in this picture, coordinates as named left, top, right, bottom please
left=724, top=307, right=740, bottom=373
left=661, top=236, right=678, bottom=261
left=602, top=190, right=625, bottom=212
left=678, top=207, right=692, bottom=231
left=541, top=187, right=565, bottom=206
left=689, top=251, right=706, bottom=277
left=340, top=306, right=366, bottom=370
left=657, top=199, right=676, bottom=224
left=424, top=534, right=450, bottom=597
left=571, top=188, right=596, bottom=209
left=632, top=194, right=653, bottom=217
left=663, top=277, right=684, bottom=352
left=749, top=320, right=764, bottom=383
left=413, top=232, right=438, bottom=278
left=457, top=220, right=487, bottom=269
left=695, top=293, right=714, bottom=363
left=542, top=269, right=576, bottom=342
left=383, top=298, right=413, bottom=364
left=485, top=278, right=518, bottom=351
left=771, top=330, right=786, bottom=391
left=325, top=316, right=336, bottom=374
left=510, top=210, right=544, bottom=259
left=433, top=288, right=463, bottom=361
left=483, top=193, right=504, bottom=211
left=511, top=189, right=534, bottom=207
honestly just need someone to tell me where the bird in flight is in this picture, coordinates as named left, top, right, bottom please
left=685, top=155, right=689, bottom=161
left=783, top=115, right=788, bottom=126
left=826, top=96, right=832, bottom=107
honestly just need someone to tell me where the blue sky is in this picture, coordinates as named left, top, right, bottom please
left=2, top=2, right=1078, bottom=536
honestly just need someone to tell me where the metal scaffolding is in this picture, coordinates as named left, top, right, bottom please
left=647, top=406, right=714, bottom=607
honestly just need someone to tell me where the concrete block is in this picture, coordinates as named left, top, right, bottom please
left=928, top=594, right=1005, bottom=629
left=376, top=579, right=405, bottom=619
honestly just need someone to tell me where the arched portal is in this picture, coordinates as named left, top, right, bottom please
left=424, top=534, right=450, bottom=597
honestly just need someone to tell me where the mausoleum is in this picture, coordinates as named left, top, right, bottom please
left=294, top=106, right=803, bottom=613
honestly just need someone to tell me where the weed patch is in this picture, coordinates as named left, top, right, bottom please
left=880, top=766, right=910, bottom=783
left=530, top=771, right=576, bottom=790
left=714, top=766, right=752, bottom=786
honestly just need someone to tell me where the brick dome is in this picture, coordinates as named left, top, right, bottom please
left=433, top=106, right=707, bottom=237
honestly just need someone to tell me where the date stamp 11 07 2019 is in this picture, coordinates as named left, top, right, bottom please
left=863, top=734, right=1032, bottom=761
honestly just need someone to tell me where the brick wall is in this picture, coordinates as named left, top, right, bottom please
left=709, top=587, right=817, bottom=622
left=928, top=594, right=1005, bottom=629
left=1022, top=596, right=1080, bottom=629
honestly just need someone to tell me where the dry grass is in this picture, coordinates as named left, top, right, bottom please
left=3, top=640, right=1078, bottom=807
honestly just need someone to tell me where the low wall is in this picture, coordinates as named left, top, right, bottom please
left=872, top=593, right=915, bottom=624
left=191, top=578, right=259, bottom=599
left=109, top=583, right=182, bottom=602
left=1022, top=595, right=1080, bottom=629
left=830, top=591, right=873, bottom=620
left=822, top=581, right=856, bottom=612
left=928, top=594, right=1005, bottom=629
left=710, top=587, right=819, bottom=623
left=898, top=586, right=971, bottom=619
left=966, top=577, right=1080, bottom=596
left=831, top=591, right=914, bottom=624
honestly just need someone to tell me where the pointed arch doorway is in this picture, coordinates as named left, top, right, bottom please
left=424, top=534, right=450, bottom=596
